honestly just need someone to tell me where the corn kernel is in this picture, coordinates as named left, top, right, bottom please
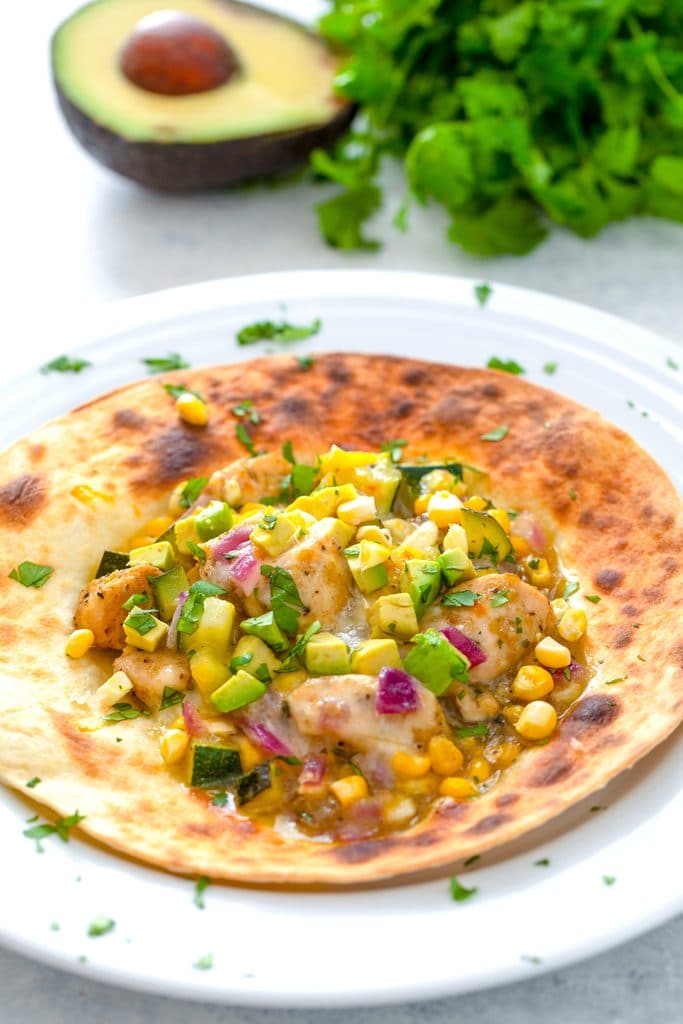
left=510, top=534, right=530, bottom=557
left=337, top=495, right=377, bottom=526
left=144, top=515, right=174, bottom=537
left=160, top=729, right=190, bottom=765
left=65, top=628, right=95, bottom=659
left=442, top=523, right=468, bottom=553
left=438, top=777, right=478, bottom=799
left=511, top=664, right=554, bottom=702
left=488, top=508, right=511, bottom=534
left=527, top=558, right=553, bottom=588
left=476, top=693, right=500, bottom=717
left=428, top=736, right=464, bottom=776
left=558, top=607, right=587, bottom=643
left=427, top=491, right=463, bottom=527
left=464, top=495, right=488, bottom=511
left=383, top=796, right=417, bottom=826
left=515, top=700, right=557, bottom=740
left=71, top=484, right=113, bottom=504
left=551, top=598, right=568, bottom=620
left=356, top=524, right=391, bottom=546
left=414, top=494, right=430, bottom=515
left=330, top=775, right=368, bottom=807
left=491, top=739, right=522, bottom=769
left=396, top=775, right=438, bottom=796
left=468, top=757, right=492, bottom=783
left=535, top=636, right=572, bottom=668
left=502, top=703, right=524, bottom=725
left=392, top=751, right=432, bottom=778
left=176, top=393, right=209, bottom=427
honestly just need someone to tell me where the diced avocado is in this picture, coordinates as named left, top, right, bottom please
left=461, top=508, right=513, bottom=563
left=181, top=597, right=235, bottom=659
left=210, top=670, right=267, bottom=713
left=189, top=741, right=242, bottom=789
left=351, top=638, right=401, bottom=675
left=400, top=558, right=442, bottom=615
left=195, top=500, right=233, bottom=542
left=251, top=513, right=300, bottom=557
left=347, top=540, right=390, bottom=594
left=152, top=565, right=189, bottom=622
left=231, top=636, right=283, bottom=683
left=122, top=613, right=168, bottom=652
left=369, top=593, right=419, bottom=639
left=128, top=541, right=175, bottom=570
left=291, top=484, right=358, bottom=519
left=403, top=628, right=470, bottom=696
left=351, top=462, right=402, bottom=514
left=95, top=550, right=129, bottom=578
left=174, top=515, right=200, bottom=554
left=437, top=549, right=475, bottom=586
left=240, top=611, right=288, bottom=652
left=304, top=632, right=351, bottom=675
left=189, top=649, right=230, bottom=700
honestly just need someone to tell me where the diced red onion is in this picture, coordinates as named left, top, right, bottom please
left=336, top=799, right=382, bottom=841
left=299, top=754, right=326, bottom=788
left=441, top=626, right=487, bottom=667
left=166, top=590, right=188, bottom=649
left=182, top=699, right=207, bottom=737
left=211, top=524, right=253, bottom=559
left=227, top=546, right=261, bottom=594
left=354, top=751, right=393, bottom=788
left=376, top=667, right=420, bottom=714
left=552, top=661, right=585, bottom=684
left=241, top=720, right=294, bottom=758
left=512, top=511, right=547, bottom=553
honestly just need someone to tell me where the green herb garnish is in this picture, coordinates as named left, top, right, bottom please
left=586, top=595, right=601, bottom=604
left=41, top=355, right=91, bottom=374
left=232, top=400, right=260, bottom=424
left=474, top=283, right=493, bottom=307
left=186, top=540, right=207, bottom=565
left=236, top=319, right=321, bottom=346
left=122, top=593, right=151, bottom=611
left=605, top=677, right=625, bottom=686
left=141, top=353, right=189, bottom=374
left=179, top=477, right=208, bottom=509
left=230, top=653, right=254, bottom=672
left=101, top=703, right=151, bottom=722
left=9, top=561, right=54, bottom=589
left=281, top=441, right=317, bottom=499
left=563, top=579, right=580, bottom=599
left=24, top=811, right=86, bottom=852
left=487, top=357, right=524, bottom=375
left=235, top=421, right=257, bottom=456
left=534, top=858, right=550, bottom=867
left=123, top=609, right=157, bottom=636
left=603, top=875, right=616, bottom=886
left=177, top=580, right=226, bottom=637
left=666, top=357, right=679, bottom=371
left=490, top=588, right=510, bottom=608
left=159, top=687, right=184, bottom=711
left=463, top=855, right=480, bottom=868
left=279, top=620, right=322, bottom=672
left=455, top=724, right=488, bottom=739
left=193, top=876, right=210, bottom=910
left=569, top=488, right=577, bottom=502
left=380, top=438, right=407, bottom=463
left=543, top=362, right=558, bottom=375
left=25, top=777, right=41, bottom=789
left=443, top=590, right=482, bottom=608
left=297, top=355, right=314, bottom=370
left=193, top=954, right=214, bottom=971
left=480, top=425, right=509, bottom=442
left=449, top=876, right=478, bottom=902
left=260, top=565, right=306, bottom=634
left=163, top=383, right=203, bottom=402
left=210, top=791, right=228, bottom=807
left=88, top=916, right=115, bottom=937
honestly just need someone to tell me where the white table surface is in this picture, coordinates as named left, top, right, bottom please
left=3, top=1, right=683, bottom=1020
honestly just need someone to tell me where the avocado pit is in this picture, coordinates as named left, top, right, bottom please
left=120, top=10, right=240, bottom=96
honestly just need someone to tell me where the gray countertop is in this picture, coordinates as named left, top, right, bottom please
left=4, top=2, right=683, bottom=1019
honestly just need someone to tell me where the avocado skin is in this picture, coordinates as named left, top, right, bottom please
left=54, top=86, right=356, bottom=191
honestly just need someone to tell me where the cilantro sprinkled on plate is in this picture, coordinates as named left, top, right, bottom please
left=193, top=875, right=210, bottom=910
left=141, top=353, right=189, bottom=374
left=480, top=425, right=509, bottom=442
left=603, top=875, right=616, bottom=886
left=24, top=811, right=86, bottom=852
left=474, top=283, right=493, bottom=307
left=9, top=561, right=54, bottom=588
left=487, top=357, right=524, bottom=375
left=449, top=876, right=478, bottom=902
left=41, top=355, right=91, bottom=374
left=443, top=590, right=482, bottom=608
left=236, top=318, right=321, bottom=346
left=193, top=953, right=214, bottom=971
left=543, top=361, right=558, bottom=375
left=88, top=916, right=115, bottom=937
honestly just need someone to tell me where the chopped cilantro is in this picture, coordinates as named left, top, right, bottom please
left=274, top=755, right=303, bottom=766
left=605, top=677, right=625, bottom=686
left=463, top=854, right=480, bottom=868
left=474, top=283, right=492, bottom=307
left=586, top=594, right=601, bottom=604
left=380, top=438, right=407, bottom=463
left=177, top=580, right=226, bottom=637
left=666, top=357, right=679, bottom=371
left=603, top=875, right=616, bottom=886
left=102, top=703, right=150, bottom=722
left=297, top=355, right=314, bottom=370
left=528, top=558, right=540, bottom=570
left=521, top=955, right=543, bottom=965
left=534, top=858, right=550, bottom=867
left=236, top=318, right=321, bottom=346
left=88, top=916, right=115, bottom=937
left=193, top=953, right=214, bottom=971
left=455, top=724, right=488, bottom=739
left=230, top=652, right=253, bottom=672
left=9, top=561, right=54, bottom=589
left=122, top=592, right=151, bottom=611
left=490, top=588, right=510, bottom=608
left=25, top=777, right=41, bottom=789
left=179, top=476, right=208, bottom=509
left=344, top=545, right=360, bottom=558
left=41, top=355, right=91, bottom=374
left=159, top=687, right=184, bottom=711
left=211, top=791, right=228, bottom=807
left=50, top=922, right=60, bottom=932
left=193, top=876, right=210, bottom=910
left=123, top=609, right=158, bottom=636
left=563, top=579, right=580, bottom=599
left=163, top=383, right=203, bottom=402
left=487, top=357, right=524, bottom=375
left=232, top=400, right=260, bottom=425
left=443, top=590, right=482, bottom=608
left=260, top=565, right=306, bottom=634
left=24, top=811, right=86, bottom=852
left=543, top=362, right=558, bottom=375
left=280, top=441, right=317, bottom=498
left=480, top=425, right=508, bottom=442
left=141, top=353, right=189, bottom=374
left=259, top=513, right=279, bottom=531
left=569, top=488, right=577, bottom=502
left=235, top=421, right=257, bottom=456
left=449, top=876, right=478, bottom=902
left=186, top=540, right=207, bottom=565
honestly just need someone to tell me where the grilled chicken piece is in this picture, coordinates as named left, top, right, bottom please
left=74, top=564, right=162, bottom=650
left=423, top=572, right=551, bottom=683
left=113, top=647, right=190, bottom=712
left=288, top=674, right=443, bottom=754
left=208, top=452, right=291, bottom=508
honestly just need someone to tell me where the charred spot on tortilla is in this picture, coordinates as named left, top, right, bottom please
left=565, top=695, right=621, bottom=735
left=595, top=569, right=623, bottom=592
left=112, top=409, right=148, bottom=432
left=0, top=474, right=47, bottom=526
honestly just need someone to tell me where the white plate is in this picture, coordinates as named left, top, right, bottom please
left=1, top=270, right=681, bottom=1008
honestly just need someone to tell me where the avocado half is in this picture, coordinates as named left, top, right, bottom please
left=51, top=0, right=355, bottom=190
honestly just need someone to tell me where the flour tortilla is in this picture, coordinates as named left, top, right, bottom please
left=0, top=353, right=681, bottom=883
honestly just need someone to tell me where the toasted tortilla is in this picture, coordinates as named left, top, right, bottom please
left=0, top=353, right=681, bottom=884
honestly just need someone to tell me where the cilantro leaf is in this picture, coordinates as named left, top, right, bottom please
left=443, top=590, right=482, bottom=608
left=193, top=954, right=214, bottom=971
left=235, top=421, right=257, bottom=456
left=475, top=283, right=493, bottom=307
left=480, top=425, right=509, bottom=442
left=41, top=355, right=91, bottom=374
left=666, top=357, right=679, bottom=371
left=24, top=811, right=85, bottom=851
left=122, top=592, right=151, bottom=611
left=193, top=876, right=210, bottom=910
left=159, top=687, right=184, bottom=711
left=210, top=791, right=228, bottom=807
left=543, top=361, right=558, bottom=375
left=186, top=540, right=207, bottom=565
left=177, top=580, right=226, bottom=637
left=279, top=620, right=322, bottom=672
left=9, top=561, right=54, bottom=588
left=260, top=565, right=307, bottom=634
left=455, top=724, right=488, bottom=739
left=163, top=383, right=203, bottom=402
left=88, top=916, right=115, bottom=937
left=490, top=588, right=510, bottom=607
left=101, top=702, right=150, bottom=722
left=563, top=579, right=580, bottom=599
left=26, top=777, right=41, bottom=789
left=449, top=876, right=478, bottom=902
left=586, top=594, right=601, bottom=604
left=487, top=357, right=524, bottom=375
left=380, top=438, right=407, bottom=463
left=236, top=319, right=322, bottom=346
left=141, top=353, right=190, bottom=374
left=297, top=355, right=314, bottom=370
left=123, top=609, right=158, bottom=636
left=179, top=477, right=208, bottom=509
left=603, top=875, right=616, bottom=886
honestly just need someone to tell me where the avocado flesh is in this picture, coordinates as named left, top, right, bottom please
left=51, top=0, right=355, bottom=188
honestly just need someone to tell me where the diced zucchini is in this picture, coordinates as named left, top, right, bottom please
left=236, top=762, right=272, bottom=806
left=95, top=550, right=129, bottom=578
left=152, top=566, right=189, bottom=622
left=189, top=741, right=242, bottom=788
left=460, top=508, right=513, bottom=563
left=128, top=541, right=175, bottom=570
left=236, top=761, right=285, bottom=812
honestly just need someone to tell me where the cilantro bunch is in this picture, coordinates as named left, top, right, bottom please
left=314, top=0, right=683, bottom=255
